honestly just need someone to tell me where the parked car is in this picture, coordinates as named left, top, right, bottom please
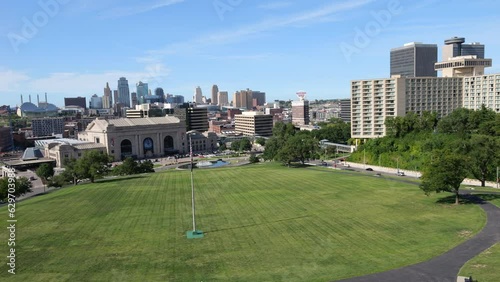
left=397, top=171, right=405, bottom=176
left=365, top=168, right=373, bottom=171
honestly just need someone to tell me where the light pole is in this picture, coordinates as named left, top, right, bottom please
left=186, top=130, right=203, bottom=239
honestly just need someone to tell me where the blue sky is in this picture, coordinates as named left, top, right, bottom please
left=1, top=0, right=500, bottom=107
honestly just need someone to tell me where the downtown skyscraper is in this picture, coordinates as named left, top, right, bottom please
left=117, top=77, right=130, bottom=107
left=211, top=84, right=219, bottom=105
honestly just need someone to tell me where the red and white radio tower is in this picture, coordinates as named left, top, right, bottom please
left=296, top=91, right=307, bottom=101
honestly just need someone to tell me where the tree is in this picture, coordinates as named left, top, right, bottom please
left=277, top=134, right=319, bottom=165
left=420, top=151, right=468, bottom=205
left=249, top=154, right=260, bottom=163
left=138, top=160, right=155, bottom=173
left=255, top=137, right=266, bottom=146
left=466, top=135, right=500, bottom=187
left=36, top=163, right=54, bottom=186
left=113, top=157, right=138, bottom=176
left=230, top=140, right=240, bottom=151
left=239, top=138, right=252, bottom=152
left=0, top=177, right=32, bottom=201
left=73, top=150, right=112, bottom=183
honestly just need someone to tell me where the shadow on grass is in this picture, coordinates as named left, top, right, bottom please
left=470, top=194, right=500, bottom=202
left=436, top=194, right=486, bottom=205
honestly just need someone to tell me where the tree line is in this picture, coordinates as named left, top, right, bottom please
left=262, top=118, right=351, bottom=165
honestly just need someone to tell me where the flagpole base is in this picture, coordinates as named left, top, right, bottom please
left=186, top=230, right=204, bottom=239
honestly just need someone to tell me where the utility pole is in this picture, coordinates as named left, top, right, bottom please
left=497, top=166, right=499, bottom=189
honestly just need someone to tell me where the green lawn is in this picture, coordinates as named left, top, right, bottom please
left=460, top=243, right=500, bottom=282
left=0, top=163, right=486, bottom=281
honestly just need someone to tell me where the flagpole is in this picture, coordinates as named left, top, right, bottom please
left=189, top=133, right=196, bottom=232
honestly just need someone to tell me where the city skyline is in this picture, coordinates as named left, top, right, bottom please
left=1, top=0, right=500, bottom=107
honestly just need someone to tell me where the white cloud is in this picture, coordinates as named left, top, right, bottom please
left=0, top=69, right=30, bottom=92
left=100, top=0, right=185, bottom=19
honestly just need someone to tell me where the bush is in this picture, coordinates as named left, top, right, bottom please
left=249, top=154, right=260, bottom=163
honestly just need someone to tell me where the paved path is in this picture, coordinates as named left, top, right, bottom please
left=339, top=193, right=500, bottom=282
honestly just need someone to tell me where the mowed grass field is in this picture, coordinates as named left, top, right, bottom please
left=460, top=243, right=500, bottom=282
left=0, top=163, right=486, bottom=281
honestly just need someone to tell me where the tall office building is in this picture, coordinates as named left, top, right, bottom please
left=117, top=77, right=130, bottom=107
left=136, top=81, right=148, bottom=104
left=0, top=127, right=13, bottom=152
left=234, top=112, right=273, bottom=137
left=292, top=100, right=310, bottom=126
left=340, top=99, right=351, bottom=123
left=251, top=90, right=266, bottom=107
left=64, top=97, right=87, bottom=109
left=103, top=82, right=112, bottom=108
left=90, top=94, right=103, bottom=109
left=166, top=94, right=185, bottom=104
left=211, top=85, right=219, bottom=105
left=31, top=117, right=65, bottom=137
left=390, top=42, right=438, bottom=77
left=131, top=92, right=138, bottom=108
left=155, top=88, right=165, bottom=103
left=173, top=103, right=209, bottom=132
left=442, top=37, right=485, bottom=59
left=218, top=91, right=229, bottom=106
left=193, top=86, right=203, bottom=104
left=435, top=37, right=492, bottom=77
left=113, top=90, right=119, bottom=106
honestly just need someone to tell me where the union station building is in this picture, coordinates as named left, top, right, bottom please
left=79, top=116, right=187, bottom=161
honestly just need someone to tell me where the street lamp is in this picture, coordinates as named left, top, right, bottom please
left=186, top=130, right=203, bottom=239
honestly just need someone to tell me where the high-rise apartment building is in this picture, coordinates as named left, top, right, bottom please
left=463, top=74, right=500, bottom=113
left=390, top=42, right=437, bottom=77
left=117, top=77, right=130, bottom=107
left=194, top=86, right=203, bottom=104
left=234, top=112, right=273, bottom=137
left=136, top=81, right=148, bottom=105
left=218, top=91, right=228, bottom=106
left=211, top=85, right=219, bottom=105
left=351, top=77, right=463, bottom=138
left=435, top=37, right=492, bottom=77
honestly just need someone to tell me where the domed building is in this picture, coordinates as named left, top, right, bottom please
left=17, top=94, right=59, bottom=118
